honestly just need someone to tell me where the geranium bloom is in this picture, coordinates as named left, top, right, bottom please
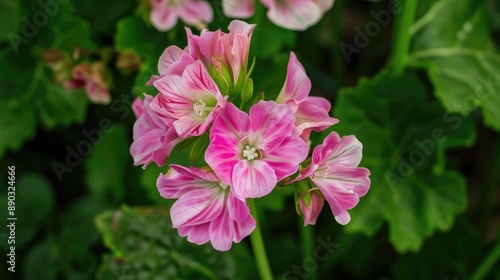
left=205, top=101, right=309, bottom=199
left=299, top=190, right=324, bottom=226
left=153, top=60, right=227, bottom=137
left=149, top=0, right=213, bottom=32
left=130, top=94, right=182, bottom=168
left=276, top=52, right=338, bottom=140
left=157, top=164, right=256, bottom=251
left=294, top=132, right=370, bottom=225
left=223, top=0, right=334, bottom=31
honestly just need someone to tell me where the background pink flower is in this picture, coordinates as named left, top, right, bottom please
left=157, top=164, right=256, bottom=251
left=222, top=0, right=334, bottom=31
left=150, top=0, right=213, bottom=32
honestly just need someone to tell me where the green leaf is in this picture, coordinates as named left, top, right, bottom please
left=0, top=0, right=20, bottom=43
left=331, top=71, right=475, bottom=252
left=409, top=0, right=500, bottom=131
left=95, top=206, right=253, bottom=280
left=23, top=239, right=59, bottom=280
left=37, top=84, right=89, bottom=129
left=0, top=100, right=36, bottom=157
left=84, top=124, right=129, bottom=204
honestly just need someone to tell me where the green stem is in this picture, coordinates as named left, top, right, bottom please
left=299, top=222, right=316, bottom=280
left=390, top=0, right=418, bottom=73
left=331, top=0, right=346, bottom=86
left=248, top=199, right=274, bottom=280
left=470, top=241, right=500, bottom=280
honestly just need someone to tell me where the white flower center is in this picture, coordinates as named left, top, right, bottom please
left=193, top=99, right=207, bottom=116
left=243, top=145, right=259, bottom=160
left=219, top=182, right=228, bottom=190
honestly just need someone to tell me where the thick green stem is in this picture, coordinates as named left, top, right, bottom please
left=470, top=241, right=500, bottom=280
left=390, top=0, right=418, bottom=73
left=248, top=199, right=274, bottom=280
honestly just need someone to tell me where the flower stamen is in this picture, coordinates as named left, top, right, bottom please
left=193, top=99, right=207, bottom=116
left=243, top=145, right=259, bottom=160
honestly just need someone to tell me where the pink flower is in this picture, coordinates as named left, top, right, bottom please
left=149, top=0, right=213, bottom=32
left=205, top=101, right=309, bottom=199
left=187, top=20, right=255, bottom=84
left=276, top=52, right=338, bottom=139
left=222, top=0, right=334, bottom=31
left=157, top=165, right=256, bottom=251
left=153, top=60, right=227, bottom=137
left=146, top=45, right=195, bottom=86
left=130, top=94, right=182, bottom=168
left=299, top=190, right=324, bottom=226
left=71, top=62, right=111, bottom=105
left=294, top=132, right=370, bottom=225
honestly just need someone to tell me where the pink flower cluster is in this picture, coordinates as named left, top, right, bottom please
left=130, top=20, right=370, bottom=251
left=223, top=0, right=335, bottom=30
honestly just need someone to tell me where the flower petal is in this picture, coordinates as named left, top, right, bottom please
left=232, top=214, right=256, bottom=242
left=223, top=0, right=255, bottom=18
left=261, top=0, right=322, bottom=31
left=150, top=5, right=178, bottom=32
left=171, top=188, right=225, bottom=227
left=209, top=102, right=249, bottom=140
left=300, top=191, right=324, bottom=226
left=151, top=127, right=182, bottom=166
left=276, top=52, right=311, bottom=111
left=232, top=160, right=277, bottom=199
left=294, top=97, right=338, bottom=135
left=264, top=135, right=309, bottom=181
left=312, top=133, right=363, bottom=167
left=248, top=101, right=295, bottom=150
left=209, top=209, right=233, bottom=251
left=178, top=223, right=211, bottom=245
left=205, top=133, right=242, bottom=185
left=227, top=192, right=249, bottom=221
left=158, top=46, right=187, bottom=75
left=178, top=0, right=213, bottom=24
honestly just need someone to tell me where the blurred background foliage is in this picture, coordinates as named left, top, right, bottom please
left=0, top=0, right=499, bottom=279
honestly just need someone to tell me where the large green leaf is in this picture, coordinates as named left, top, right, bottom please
left=409, top=0, right=500, bottom=131
left=331, top=71, right=475, bottom=252
left=95, top=206, right=255, bottom=280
